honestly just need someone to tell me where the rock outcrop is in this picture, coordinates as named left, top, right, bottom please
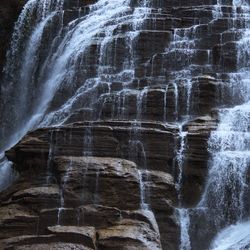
left=0, top=150, right=170, bottom=249
left=3, top=124, right=179, bottom=249
left=1, top=115, right=216, bottom=249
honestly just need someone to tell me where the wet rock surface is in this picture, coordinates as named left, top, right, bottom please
left=1, top=116, right=215, bottom=249
left=0, top=154, right=165, bottom=249
left=0, top=0, right=247, bottom=249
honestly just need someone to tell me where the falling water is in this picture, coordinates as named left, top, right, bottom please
left=200, top=0, right=250, bottom=219
left=57, top=158, right=73, bottom=225
left=0, top=0, right=153, bottom=149
left=199, top=102, right=250, bottom=228
left=1, top=0, right=249, bottom=248
left=175, top=124, right=190, bottom=250
left=38, top=0, right=151, bottom=127
left=46, top=130, right=58, bottom=184
left=183, top=1, right=250, bottom=249
left=211, top=221, right=250, bottom=250
left=130, top=88, right=151, bottom=210
left=213, top=0, right=223, bottom=19
left=138, top=169, right=149, bottom=210
left=177, top=208, right=191, bottom=250
left=0, top=0, right=64, bottom=151
left=164, top=25, right=198, bottom=120
left=177, top=0, right=250, bottom=249
left=0, top=154, right=18, bottom=192
left=175, top=127, right=188, bottom=199
left=83, top=126, right=93, bottom=157
left=0, top=0, right=153, bottom=210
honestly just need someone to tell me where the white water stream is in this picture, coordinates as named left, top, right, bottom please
left=194, top=1, right=249, bottom=249
left=211, top=221, right=250, bottom=250
left=177, top=0, right=250, bottom=249
left=0, top=0, right=152, bottom=195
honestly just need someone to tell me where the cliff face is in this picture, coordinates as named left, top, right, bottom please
left=1, top=119, right=216, bottom=249
left=0, top=0, right=249, bottom=250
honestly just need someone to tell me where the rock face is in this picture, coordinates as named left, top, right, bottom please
left=0, top=0, right=247, bottom=249
left=0, top=152, right=166, bottom=249
left=1, top=116, right=216, bottom=249
left=3, top=126, right=178, bottom=249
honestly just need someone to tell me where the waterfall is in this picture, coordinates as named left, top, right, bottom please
left=178, top=208, right=191, bottom=250
left=0, top=0, right=64, bottom=152
left=199, top=103, right=250, bottom=227
left=183, top=1, right=250, bottom=249
left=58, top=157, right=73, bottom=225
left=0, top=0, right=151, bottom=191
left=1, top=0, right=64, bottom=151
left=0, top=2, right=153, bottom=204
left=1, top=0, right=250, bottom=249
left=176, top=0, right=250, bottom=249
left=0, top=0, right=152, bottom=150
left=201, top=0, right=250, bottom=223
left=175, top=126, right=188, bottom=199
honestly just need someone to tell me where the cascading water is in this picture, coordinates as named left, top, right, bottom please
left=0, top=0, right=152, bottom=149
left=200, top=102, right=250, bottom=227
left=0, top=154, right=18, bottom=192
left=57, top=157, right=74, bottom=225
left=179, top=1, right=250, bottom=249
left=0, top=0, right=64, bottom=190
left=1, top=0, right=250, bottom=249
left=0, top=0, right=64, bottom=151
left=211, top=221, right=250, bottom=250
left=0, top=0, right=152, bottom=193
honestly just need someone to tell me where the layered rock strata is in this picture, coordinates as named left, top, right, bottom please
left=1, top=115, right=216, bottom=249
left=0, top=0, right=246, bottom=249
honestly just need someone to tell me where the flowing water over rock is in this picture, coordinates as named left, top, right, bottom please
left=211, top=220, right=250, bottom=250
left=186, top=1, right=250, bottom=249
left=1, top=0, right=65, bottom=151
left=0, top=0, right=249, bottom=249
left=0, top=154, right=18, bottom=192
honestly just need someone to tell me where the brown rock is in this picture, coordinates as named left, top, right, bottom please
left=98, top=221, right=161, bottom=250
